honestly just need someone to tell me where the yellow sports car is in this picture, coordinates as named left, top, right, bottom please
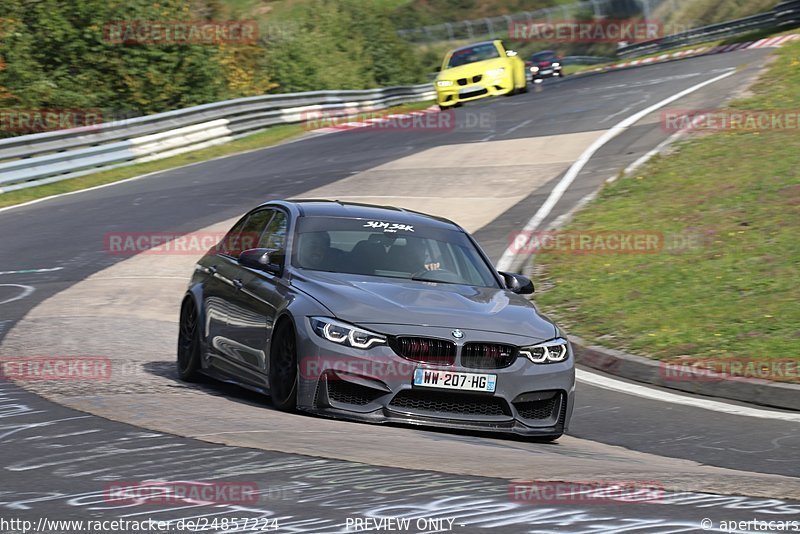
left=435, top=40, right=527, bottom=109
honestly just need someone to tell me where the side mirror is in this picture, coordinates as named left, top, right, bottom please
left=239, top=248, right=284, bottom=276
left=434, top=66, right=442, bottom=72
left=499, top=271, right=534, bottom=295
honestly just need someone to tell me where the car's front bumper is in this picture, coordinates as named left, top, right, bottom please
left=530, top=66, right=563, bottom=80
left=294, top=321, right=575, bottom=437
left=436, top=72, right=515, bottom=107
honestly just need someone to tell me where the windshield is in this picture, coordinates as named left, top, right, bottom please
left=292, top=216, right=500, bottom=288
left=446, top=43, right=501, bottom=69
left=530, top=52, right=556, bottom=62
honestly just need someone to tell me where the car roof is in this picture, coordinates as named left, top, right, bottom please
left=267, top=199, right=463, bottom=231
left=452, top=40, right=498, bottom=53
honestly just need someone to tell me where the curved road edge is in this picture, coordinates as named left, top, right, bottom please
left=572, top=337, right=800, bottom=411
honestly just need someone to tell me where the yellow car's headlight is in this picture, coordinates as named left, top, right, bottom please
left=436, top=80, right=454, bottom=87
left=486, top=67, right=506, bottom=77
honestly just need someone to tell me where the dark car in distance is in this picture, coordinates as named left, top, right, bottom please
left=177, top=200, right=575, bottom=440
left=526, top=50, right=564, bottom=82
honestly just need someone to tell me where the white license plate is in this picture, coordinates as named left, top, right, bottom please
left=540, top=69, right=553, bottom=75
left=459, top=86, right=480, bottom=95
left=413, top=368, right=496, bottom=392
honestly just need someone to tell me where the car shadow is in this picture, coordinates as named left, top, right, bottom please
left=140, top=360, right=275, bottom=410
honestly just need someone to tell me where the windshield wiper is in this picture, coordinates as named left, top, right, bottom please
left=409, top=274, right=463, bottom=285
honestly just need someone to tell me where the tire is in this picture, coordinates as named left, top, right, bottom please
left=177, top=298, right=202, bottom=382
left=269, top=319, right=298, bottom=412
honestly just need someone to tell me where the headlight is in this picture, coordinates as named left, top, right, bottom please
left=436, top=80, right=454, bottom=87
left=520, top=338, right=569, bottom=364
left=530, top=66, right=539, bottom=73
left=310, top=317, right=386, bottom=349
left=552, top=62, right=561, bottom=67
left=486, top=67, right=506, bottom=77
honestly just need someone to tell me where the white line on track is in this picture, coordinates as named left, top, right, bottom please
left=600, top=97, right=648, bottom=123
left=0, top=267, right=63, bottom=276
left=0, top=284, right=35, bottom=306
left=495, top=68, right=736, bottom=272
left=576, top=369, right=800, bottom=422
left=500, top=118, right=533, bottom=137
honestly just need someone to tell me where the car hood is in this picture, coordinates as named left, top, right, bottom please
left=291, top=270, right=556, bottom=341
left=437, top=57, right=509, bottom=81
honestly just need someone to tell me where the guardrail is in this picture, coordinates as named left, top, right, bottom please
left=618, top=0, right=800, bottom=58
left=561, top=55, right=615, bottom=65
left=0, top=84, right=435, bottom=194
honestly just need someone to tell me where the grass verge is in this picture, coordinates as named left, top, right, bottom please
left=534, top=38, right=800, bottom=379
left=0, top=101, right=434, bottom=210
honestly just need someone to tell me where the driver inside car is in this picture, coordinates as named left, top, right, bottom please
left=296, top=231, right=342, bottom=270
left=388, top=237, right=441, bottom=273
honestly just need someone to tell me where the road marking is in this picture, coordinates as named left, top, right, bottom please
left=600, top=97, right=648, bottom=123
left=500, top=118, right=533, bottom=137
left=577, top=369, right=800, bottom=423
left=0, top=284, right=35, bottom=306
left=496, top=69, right=736, bottom=271
left=0, top=267, right=63, bottom=276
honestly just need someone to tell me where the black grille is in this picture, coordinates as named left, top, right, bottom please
left=472, top=74, right=483, bottom=83
left=457, top=78, right=468, bottom=86
left=557, top=393, right=568, bottom=426
left=390, top=390, right=508, bottom=417
left=514, top=394, right=560, bottom=420
left=327, top=379, right=384, bottom=406
left=461, top=88, right=488, bottom=98
left=462, top=343, right=517, bottom=369
left=391, top=337, right=456, bottom=365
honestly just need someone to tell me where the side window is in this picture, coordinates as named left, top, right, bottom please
left=258, top=210, right=288, bottom=252
left=219, top=210, right=273, bottom=257
left=218, top=216, right=248, bottom=257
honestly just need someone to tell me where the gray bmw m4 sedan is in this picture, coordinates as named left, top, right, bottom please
left=178, top=200, right=575, bottom=440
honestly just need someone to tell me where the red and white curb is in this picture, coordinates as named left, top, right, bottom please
left=311, top=106, right=441, bottom=133
left=588, top=33, right=800, bottom=73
